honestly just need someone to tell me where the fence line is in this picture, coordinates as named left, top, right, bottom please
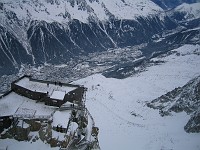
left=13, top=113, right=54, bottom=120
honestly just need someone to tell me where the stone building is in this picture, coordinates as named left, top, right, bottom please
left=11, top=75, right=86, bottom=107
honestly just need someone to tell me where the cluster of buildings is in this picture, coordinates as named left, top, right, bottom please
left=0, top=75, right=98, bottom=148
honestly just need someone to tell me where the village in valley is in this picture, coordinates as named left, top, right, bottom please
left=0, top=75, right=99, bottom=149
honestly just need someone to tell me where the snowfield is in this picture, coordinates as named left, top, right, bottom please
left=0, top=139, right=59, bottom=150
left=74, top=44, right=200, bottom=150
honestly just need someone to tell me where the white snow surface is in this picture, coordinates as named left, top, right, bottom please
left=101, top=0, right=162, bottom=19
left=0, top=139, right=59, bottom=150
left=50, top=90, right=66, bottom=100
left=74, top=44, right=200, bottom=150
left=1, top=0, right=163, bottom=23
left=52, top=130, right=66, bottom=141
left=52, top=110, right=71, bottom=128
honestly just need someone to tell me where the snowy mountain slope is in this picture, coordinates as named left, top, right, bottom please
left=146, top=45, right=200, bottom=133
left=175, top=3, right=200, bottom=19
left=74, top=44, right=200, bottom=150
left=0, top=25, right=34, bottom=74
left=0, top=0, right=199, bottom=77
left=0, top=0, right=163, bottom=23
left=169, top=2, right=200, bottom=21
left=151, top=0, right=199, bottom=10
left=148, top=75, right=200, bottom=132
left=0, top=0, right=178, bottom=76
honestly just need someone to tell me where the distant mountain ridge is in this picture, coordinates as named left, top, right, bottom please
left=0, top=0, right=163, bottom=23
left=0, top=0, right=199, bottom=75
left=151, top=0, right=200, bottom=10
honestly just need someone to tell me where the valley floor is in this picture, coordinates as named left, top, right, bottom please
left=75, top=44, right=200, bottom=150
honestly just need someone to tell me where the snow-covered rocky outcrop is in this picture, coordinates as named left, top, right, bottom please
left=185, top=107, right=200, bottom=132
left=147, top=45, right=200, bottom=133
left=174, top=3, right=200, bottom=20
left=147, top=75, right=200, bottom=116
left=168, top=2, right=200, bottom=22
left=148, top=75, right=200, bottom=132
left=151, top=0, right=199, bottom=10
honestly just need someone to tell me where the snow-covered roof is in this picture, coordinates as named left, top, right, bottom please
left=0, top=92, right=55, bottom=117
left=50, top=91, right=66, bottom=100
left=52, top=110, right=71, bottom=128
left=0, top=92, right=24, bottom=117
left=15, top=76, right=78, bottom=100
left=15, top=107, right=36, bottom=117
